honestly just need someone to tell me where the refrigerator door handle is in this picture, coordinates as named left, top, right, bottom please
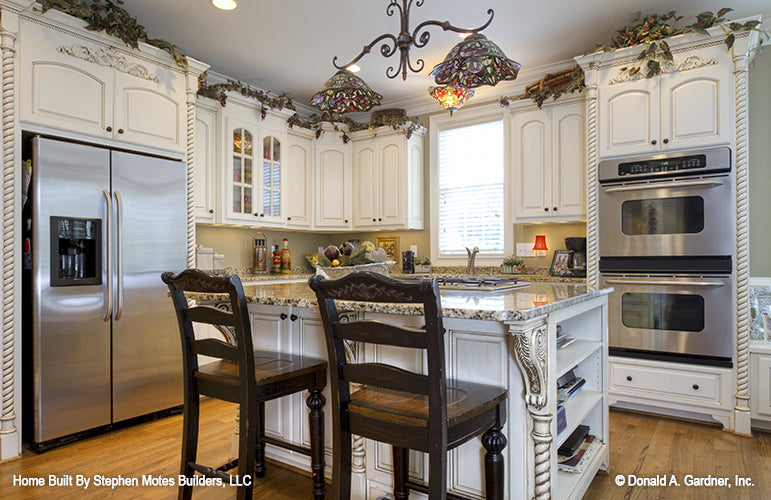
left=102, top=189, right=112, bottom=321
left=115, top=190, right=124, bottom=321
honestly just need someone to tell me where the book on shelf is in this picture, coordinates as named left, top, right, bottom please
left=558, top=376, right=586, bottom=399
left=556, top=334, right=576, bottom=350
left=558, top=434, right=600, bottom=474
left=558, top=424, right=589, bottom=457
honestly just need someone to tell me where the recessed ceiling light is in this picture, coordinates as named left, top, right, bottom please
left=346, top=64, right=361, bottom=73
left=212, top=0, right=237, bottom=10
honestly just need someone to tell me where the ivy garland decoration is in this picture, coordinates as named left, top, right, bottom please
left=37, top=0, right=187, bottom=67
left=597, top=8, right=766, bottom=78
left=198, top=72, right=422, bottom=143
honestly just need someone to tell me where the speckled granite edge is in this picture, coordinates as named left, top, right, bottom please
left=191, top=282, right=611, bottom=323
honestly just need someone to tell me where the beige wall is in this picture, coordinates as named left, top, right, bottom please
left=749, top=49, right=771, bottom=277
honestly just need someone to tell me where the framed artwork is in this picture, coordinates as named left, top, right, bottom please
left=549, top=250, right=571, bottom=276
left=376, top=236, right=399, bottom=261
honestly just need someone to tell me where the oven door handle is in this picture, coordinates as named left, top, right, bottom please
left=604, top=278, right=725, bottom=287
left=602, top=179, right=725, bottom=193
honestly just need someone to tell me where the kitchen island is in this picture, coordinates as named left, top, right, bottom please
left=194, top=279, right=611, bottom=500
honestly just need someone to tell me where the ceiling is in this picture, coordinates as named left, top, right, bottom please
left=120, top=0, right=769, bottom=115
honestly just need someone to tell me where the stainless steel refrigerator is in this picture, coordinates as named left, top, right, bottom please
left=26, top=136, right=186, bottom=446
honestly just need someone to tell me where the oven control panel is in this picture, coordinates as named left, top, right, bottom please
left=618, top=154, right=706, bottom=176
left=598, top=146, right=731, bottom=183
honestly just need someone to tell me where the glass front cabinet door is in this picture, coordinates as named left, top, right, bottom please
left=261, top=135, right=283, bottom=224
left=224, top=113, right=286, bottom=226
left=230, top=126, right=255, bottom=222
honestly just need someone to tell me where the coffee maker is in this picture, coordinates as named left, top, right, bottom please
left=564, top=237, right=587, bottom=277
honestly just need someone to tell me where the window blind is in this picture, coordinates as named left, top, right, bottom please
left=437, top=120, right=504, bottom=256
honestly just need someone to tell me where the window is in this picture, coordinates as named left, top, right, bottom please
left=434, top=116, right=505, bottom=259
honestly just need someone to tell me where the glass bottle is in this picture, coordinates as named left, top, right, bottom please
left=271, top=245, right=281, bottom=274
left=280, top=238, right=291, bottom=274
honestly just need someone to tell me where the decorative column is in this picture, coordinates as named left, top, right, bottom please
left=0, top=13, right=19, bottom=461
left=184, top=58, right=209, bottom=269
left=511, top=323, right=552, bottom=500
left=733, top=50, right=752, bottom=436
left=583, top=62, right=600, bottom=293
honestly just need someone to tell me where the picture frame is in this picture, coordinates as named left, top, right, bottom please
left=549, top=250, right=571, bottom=276
left=375, top=236, right=399, bottom=261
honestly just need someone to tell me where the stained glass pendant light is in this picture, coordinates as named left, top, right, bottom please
left=311, top=70, right=383, bottom=114
left=429, top=85, right=474, bottom=116
left=430, top=33, right=521, bottom=88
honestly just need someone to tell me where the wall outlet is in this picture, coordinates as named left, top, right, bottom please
left=516, top=243, right=535, bottom=257
left=410, top=245, right=418, bottom=255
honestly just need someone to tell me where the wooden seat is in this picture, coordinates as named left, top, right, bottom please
left=162, top=269, right=327, bottom=500
left=309, top=272, right=507, bottom=500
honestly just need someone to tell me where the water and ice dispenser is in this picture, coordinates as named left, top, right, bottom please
left=49, top=216, right=101, bottom=286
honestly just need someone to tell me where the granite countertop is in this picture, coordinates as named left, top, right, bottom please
left=194, top=278, right=610, bottom=322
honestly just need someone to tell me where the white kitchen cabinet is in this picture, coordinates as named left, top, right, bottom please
left=314, top=130, right=352, bottom=230
left=285, top=128, right=314, bottom=229
left=194, top=99, right=219, bottom=222
left=596, top=47, right=732, bottom=158
left=511, top=97, right=585, bottom=222
left=608, top=356, right=735, bottom=429
left=19, top=16, right=186, bottom=155
left=351, top=128, right=424, bottom=230
left=750, top=343, right=771, bottom=427
left=219, top=100, right=290, bottom=227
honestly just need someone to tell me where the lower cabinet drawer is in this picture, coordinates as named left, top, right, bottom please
left=610, top=360, right=725, bottom=405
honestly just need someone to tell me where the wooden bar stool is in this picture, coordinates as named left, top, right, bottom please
left=162, top=269, right=327, bottom=500
left=309, top=272, right=507, bottom=500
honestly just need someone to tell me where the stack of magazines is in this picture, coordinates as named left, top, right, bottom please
left=558, top=434, right=600, bottom=473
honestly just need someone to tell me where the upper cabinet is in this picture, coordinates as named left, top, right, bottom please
left=314, top=130, right=352, bottom=230
left=351, top=128, right=425, bottom=231
left=574, top=20, right=763, bottom=160
left=219, top=99, right=290, bottom=227
left=597, top=63, right=730, bottom=157
left=194, top=99, right=219, bottom=223
left=284, top=128, right=314, bottom=229
left=18, top=15, right=188, bottom=156
left=511, top=97, right=586, bottom=222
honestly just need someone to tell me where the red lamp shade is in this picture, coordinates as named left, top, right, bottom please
left=429, top=85, right=474, bottom=115
left=533, top=235, right=548, bottom=256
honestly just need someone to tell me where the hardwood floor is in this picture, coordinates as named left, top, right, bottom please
left=1, top=402, right=769, bottom=499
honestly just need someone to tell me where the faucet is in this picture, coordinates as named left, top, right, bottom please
left=465, top=246, right=479, bottom=275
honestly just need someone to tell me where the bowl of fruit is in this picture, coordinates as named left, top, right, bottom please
left=307, top=241, right=394, bottom=279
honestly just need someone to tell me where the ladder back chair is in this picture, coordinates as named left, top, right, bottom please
left=309, top=272, right=507, bottom=500
left=162, top=269, right=327, bottom=500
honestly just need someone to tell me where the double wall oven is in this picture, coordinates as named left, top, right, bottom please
left=598, top=146, right=734, bottom=367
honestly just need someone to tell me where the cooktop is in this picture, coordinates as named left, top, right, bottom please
left=399, top=275, right=530, bottom=292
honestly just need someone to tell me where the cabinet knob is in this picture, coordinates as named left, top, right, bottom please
left=663, top=138, right=669, bottom=144
left=287, top=217, right=292, bottom=221
left=651, top=139, right=657, bottom=145
left=290, top=314, right=298, bottom=321
left=553, top=207, right=557, bottom=211
left=106, top=126, right=113, bottom=132
left=378, top=218, right=382, bottom=221
left=543, top=207, right=549, bottom=212
left=118, top=129, right=124, bottom=134
left=692, top=384, right=699, bottom=390
left=626, top=375, right=632, bottom=381
left=208, top=209, right=214, bottom=214
left=280, top=313, right=288, bottom=320
left=372, top=218, right=376, bottom=222
left=344, top=219, right=348, bottom=223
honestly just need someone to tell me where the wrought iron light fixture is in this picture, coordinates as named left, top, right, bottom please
left=429, top=85, right=474, bottom=115
left=312, top=1, right=520, bottom=115
left=331, top=1, right=497, bottom=81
